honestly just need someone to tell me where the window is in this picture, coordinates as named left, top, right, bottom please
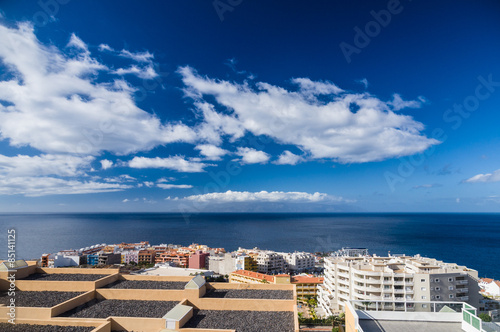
left=430, top=287, right=434, bottom=291
left=421, top=287, right=426, bottom=291
left=431, top=295, right=435, bottom=299
left=449, top=286, right=454, bottom=290
left=435, top=287, right=441, bottom=291
left=435, top=278, right=440, bottom=282
left=436, top=295, right=441, bottom=299
left=421, top=279, right=425, bottom=282
left=421, top=296, right=426, bottom=300
left=448, top=277, right=454, bottom=282
left=449, top=294, right=454, bottom=299
left=422, top=304, right=428, bottom=308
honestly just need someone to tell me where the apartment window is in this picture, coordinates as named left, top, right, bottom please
left=422, top=304, right=428, bottom=308
left=421, top=296, right=426, bottom=300
left=449, top=294, right=454, bottom=299
left=449, top=286, right=454, bottom=290
left=435, top=278, right=440, bottom=282
left=448, top=277, right=454, bottom=282
left=435, top=287, right=441, bottom=291
left=436, top=295, right=441, bottom=299
left=431, top=295, right=435, bottom=299
left=421, top=279, right=425, bottom=282
left=430, top=287, right=434, bottom=291
left=420, top=287, right=426, bottom=291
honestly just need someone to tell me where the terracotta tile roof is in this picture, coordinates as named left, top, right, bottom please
left=231, top=269, right=275, bottom=283
left=291, top=275, right=323, bottom=284
left=481, top=278, right=494, bottom=283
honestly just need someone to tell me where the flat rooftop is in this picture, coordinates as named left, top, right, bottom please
left=183, top=309, right=295, bottom=332
left=358, top=319, right=463, bottom=332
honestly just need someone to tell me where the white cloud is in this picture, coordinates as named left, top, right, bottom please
left=144, top=181, right=155, bottom=188
left=122, top=198, right=129, bottom=203
left=236, top=147, right=270, bottom=164
left=103, top=174, right=136, bottom=183
left=273, top=150, right=303, bottom=165
left=128, top=156, right=211, bottom=172
left=100, top=159, right=113, bottom=170
left=119, top=49, right=154, bottom=63
left=180, top=66, right=438, bottom=163
left=389, top=94, right=426, bottom=111
left=292, top=77, right=343, bottom=96
left=67, top=34, right=89, bottom=54
left=112, top=65, right=158, bottom=79
left=464, top=169, right=500, bottom=183
left=98, top=44, right=114, bottom=52
left=157, top=184, right=193, bottom=189
left=0, top=176, right=132, bottom=197
left=195, top=144, right=229, bottom=160
left=0, top=154, right=93, bottom=177
left=356, top=78, right=369, bottom=88
left=184, top=190, right=348, bottom=203
left=0, top=23, right=196, bottom=155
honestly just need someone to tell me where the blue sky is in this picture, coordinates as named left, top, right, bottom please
left=0, top=0, right=499, bottom=212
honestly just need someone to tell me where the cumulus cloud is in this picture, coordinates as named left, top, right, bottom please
left=0, top=154, right=93, bottom=177
left=184, top=190, right=348, bottom=203
left=0, top=176, right=132, bottom=197
left=464, top=169, right=500, bottom=183
left=128, top=156, right=211, bottom=172
left=180, top=66, right=438, bottom=163
left=273, top=150, right=303, bottom=165
left=100, top=159, right=113, bottom=170
left=236, top=147, right=270, bottom=164
left=0, top=22, right=195, bottom=156
left=195, top=144, right=229, bottom=160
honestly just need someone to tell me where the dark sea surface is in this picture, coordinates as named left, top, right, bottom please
left=0, top=213, right=499, bottom=279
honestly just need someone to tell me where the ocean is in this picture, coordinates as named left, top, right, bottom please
left=1, top=213, right=499, bottom=279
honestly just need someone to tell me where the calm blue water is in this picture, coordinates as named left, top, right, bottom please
left=0, top=213, right=499, bottom=279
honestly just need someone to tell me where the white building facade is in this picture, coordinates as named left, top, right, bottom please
left=317, top=255, right=481, bottom=317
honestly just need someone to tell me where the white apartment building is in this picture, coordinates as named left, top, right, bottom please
left=279, top=252, right=315, bottom=272
left=317, top=254, right=481, bottom=317
left=256, top=250, right=288, bottom=274
left=331, top=247, right=369, bottom=257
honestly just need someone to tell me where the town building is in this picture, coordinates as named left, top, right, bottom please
left=121, top=250, right=139, bottom=264
left=188, top=250, right=210, bottom=269
left=317, top=254, right=482, bottom=317
left=480, top=278, right=500, bottom=297
left=256, top=250, right=288, bottom=274
left=157, top=251, right=189, bottom=267
left=279, top=252, right=315, bottom=272
left=331, top=247, right=369, bottom=257
left=229, top=270, right=324, bottom=298
left=138, top=249, right=156, bottom=265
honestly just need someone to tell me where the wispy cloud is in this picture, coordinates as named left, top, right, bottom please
left=464, top=169, right=500, bottom=183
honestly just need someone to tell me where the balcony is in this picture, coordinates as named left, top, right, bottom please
left=456, top=288, right=468, bottom=293
left=405, top=289, right=414, bottom=294
left=393, top=288, right=405, bottom=293
left=405, top=281, right=414, bottom=286
left=457, top=296, right=469, bottom=301
left=337, top=271, right=350, bottom=279
left=382, top=280, right=393, bottom=285
left=393, top=281, right=404, bottom=285
left=457, top=280, right=468, bottom=285
left=365, top=278, right=381, bottom=284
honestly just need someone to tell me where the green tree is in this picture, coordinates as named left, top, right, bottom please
left=479, top=313, right=492, bottom=322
